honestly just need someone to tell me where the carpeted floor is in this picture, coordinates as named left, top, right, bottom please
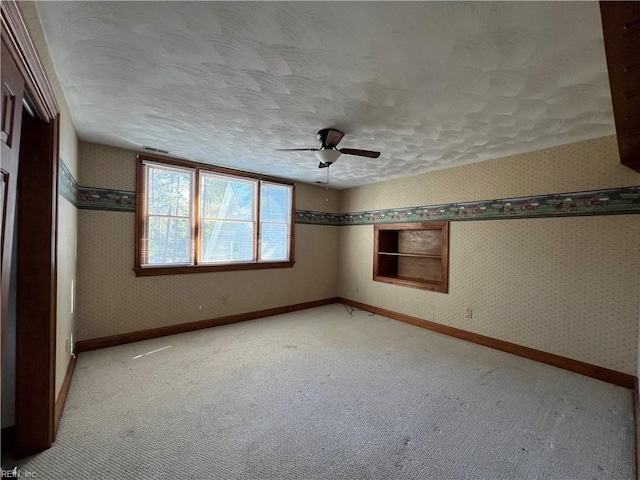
left=7, top=304, right=635, bottom=479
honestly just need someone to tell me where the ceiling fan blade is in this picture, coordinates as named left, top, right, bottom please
left=276, top=148, right=319, bottom=152
left=325, top=129, right=345, bottom=148
left=339, top=148, right=381, bottom=158
left=318, top=162, right=329, bottom=169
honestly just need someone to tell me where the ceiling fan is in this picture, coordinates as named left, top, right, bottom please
left=276, top=128, right=381, bottom=168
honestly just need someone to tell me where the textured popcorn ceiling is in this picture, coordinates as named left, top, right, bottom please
left=36, top=1, right=615, bottom=188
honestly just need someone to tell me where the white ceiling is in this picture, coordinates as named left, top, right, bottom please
left=36, top=1, right=615, bottom=189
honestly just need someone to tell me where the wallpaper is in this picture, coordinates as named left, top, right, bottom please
left=56, top=194, right=77, bottom=396
left=76, top=142, right=342, bottom=340
left=75, top=143, right=639, bottom=221
left=341, top=136, right=640, bottom=213
left=338, top=136, right=640, bottom=376
left=76, top=137, right=640, bottom=377
left=338, top=217, right=640, bottom=375
left=79, top=142, right=136, bottom=191
left=76, top=212, right=338, bottom=340
left=77, top=142, right=343, bottom=216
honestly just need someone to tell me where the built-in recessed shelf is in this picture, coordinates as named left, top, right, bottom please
left=378, top=252, right=442, bottom=258
left=373, top=222, right=449, bottom=293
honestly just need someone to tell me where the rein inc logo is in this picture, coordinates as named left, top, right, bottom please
left=2, top=467, right=36, bottom=478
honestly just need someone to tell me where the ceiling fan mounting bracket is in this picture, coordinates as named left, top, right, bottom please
left=317, top=128, right=345, bottom=149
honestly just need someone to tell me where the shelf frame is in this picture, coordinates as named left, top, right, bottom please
left=373, top=222, right=449, bottom=293
left=378, top=252, right=442, bottom=259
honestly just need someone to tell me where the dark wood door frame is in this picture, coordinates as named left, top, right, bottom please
left=15, top=105, right=59, bottom=457
left=1, top=0, right=60, bottom=457
left=1, top=2, right=58, bottom=120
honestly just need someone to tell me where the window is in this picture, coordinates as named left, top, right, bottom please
left=135, top=155, right=294, bottom=276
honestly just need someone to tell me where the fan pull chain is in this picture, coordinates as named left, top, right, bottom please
left=326, top=165, right=330, bottom=202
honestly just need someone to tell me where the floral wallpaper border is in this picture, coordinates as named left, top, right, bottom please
left=295, top=210, right=343, bottom=225
left=59, top=161, right=137, bottom=212
left=58, top=159, right=78, bottom=206
left=340, top=186, right=640, bottom=225
left=60, top=162, right=639, bottom=224
left=77, top=186, right=136, bottom=211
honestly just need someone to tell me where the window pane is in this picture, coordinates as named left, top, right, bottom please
left=201, top=220, right=254, bottom=262
left=260, top=223, right=289, bottom=261
left=201, top=174, right=255, bottom=220
left=147, top=216, right=192, bottom=264
left=138, top=156, right=294, bottom=271
left=260, top=184, right=292, bottom=223
left=148, top=165, right=192, bottom=216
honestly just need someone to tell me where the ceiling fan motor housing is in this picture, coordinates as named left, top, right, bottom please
left=317, top=128, right=344, bottom=148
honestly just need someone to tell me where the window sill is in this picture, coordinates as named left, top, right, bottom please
left=134, top=260, right=295, bottom=277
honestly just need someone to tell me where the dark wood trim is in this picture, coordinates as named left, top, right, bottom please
left=600, top=1, right=640, bottom=173
left=634, top=377, right=639, bottom=480
left=2, top=0, right=60, bottom=458
left=136, top=154, right=295, bottom=186
left=0, top=0, right=58, bottom=120
left=54, top=354, right=76, bottom=433
left=135, top=156, right=144, bottom=266
left=15, top=112, right=58, bottom=457
left=1, top=426, right=15, bottom=453
left=76, top=297, right=339, bottom=352
left=255, top=180, right=261, bottom=261
left=193, top=164, right=201, bottom=264
left=134, top=260, right=295, bottom=277
left=135, top=155, right=296, bottom=275
left=373, top=222, right=449, bottom=293
left=338, top=297, right=636, bottom=389
left=290, top=183, right=296, bottom=265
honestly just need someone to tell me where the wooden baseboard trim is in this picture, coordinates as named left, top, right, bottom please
left=76, top=297, right=340, bottom=353
left=54, top=354, right=77, bottom=434
left=338, top=297, right=635, bottom=389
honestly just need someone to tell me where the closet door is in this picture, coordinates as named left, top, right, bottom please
left=1, top=37, right=25, bottom=386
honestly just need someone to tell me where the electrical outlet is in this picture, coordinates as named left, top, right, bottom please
left=465, top=308, right=473, bottom=319
left=198, top=305, right=202, bottom=311
left=222, top=296, right=229, bottom=305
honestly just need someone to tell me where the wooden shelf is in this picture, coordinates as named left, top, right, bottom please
left=374, top=222, right=449, bottom=293
left=378, top=251, right=442, bottom=259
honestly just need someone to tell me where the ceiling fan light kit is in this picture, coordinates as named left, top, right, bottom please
left=277, top=128, right=381, bottom=169
left=315, top=148, right=341, bottom=167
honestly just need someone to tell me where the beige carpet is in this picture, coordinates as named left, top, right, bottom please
left=7, top=304, right=634, bottom=479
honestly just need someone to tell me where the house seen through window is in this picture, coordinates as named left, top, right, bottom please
left=136, top=156, right=294, bottom=276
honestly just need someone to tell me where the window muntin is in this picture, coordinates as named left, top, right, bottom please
left=136, top=156, right=294, bottom=275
